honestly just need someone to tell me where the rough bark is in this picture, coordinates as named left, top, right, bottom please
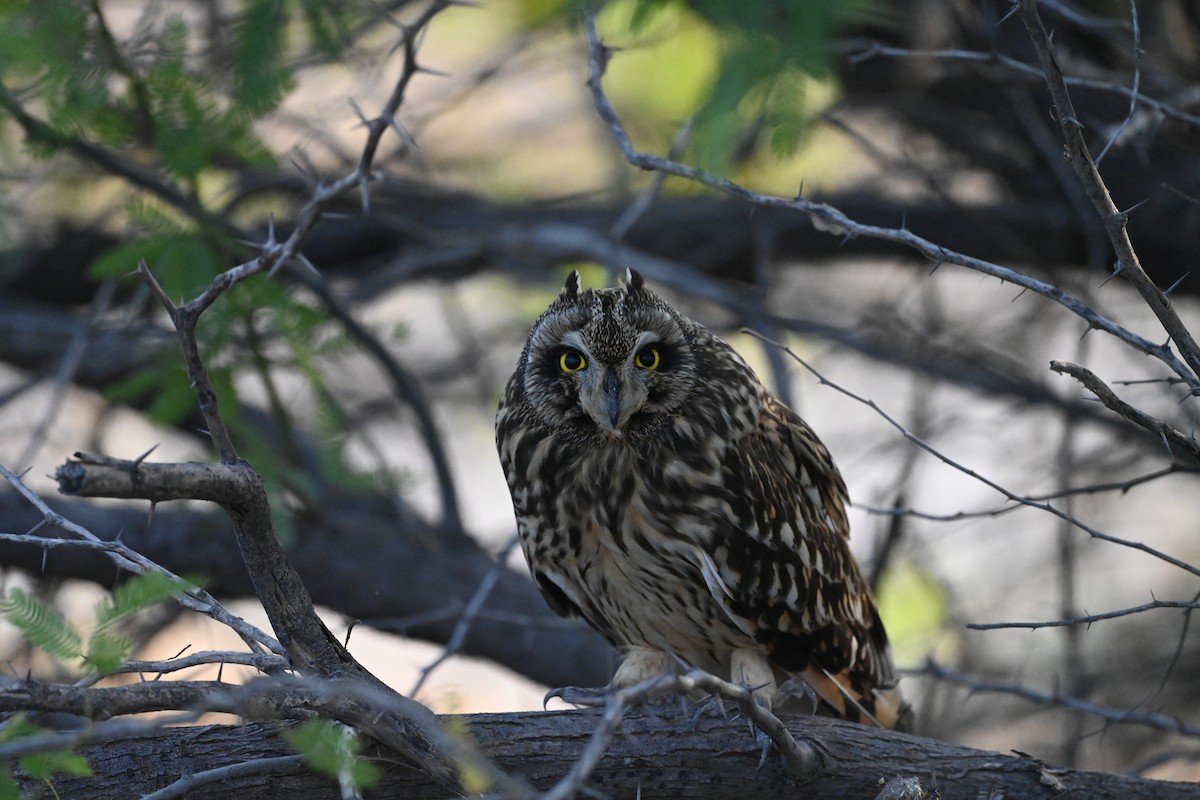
left=20, top=710, right=1198, bottom=800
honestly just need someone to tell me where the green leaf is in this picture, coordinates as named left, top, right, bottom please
left=89, top=238, right=167, bottom=280
left=19, top=749, right=91, bottom=780
left=285, top=720, right=380, bottom=792
left=299, top=0, right=351, bottom=57
left=0, top=711, right=89, bottom=795
left=0, top=768, right=16, bottom=800
left=95, top=572, right=195, bottom=629
left=82, top=630, right=133, bottom=675
left=629, top=0, right=671, bottom=31
left=0, top=589, right=83, bottom=663
left=234, top=0, right=295, bottom=115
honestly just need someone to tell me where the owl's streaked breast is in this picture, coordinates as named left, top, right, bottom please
left=513, top=428, right=755, bottom=671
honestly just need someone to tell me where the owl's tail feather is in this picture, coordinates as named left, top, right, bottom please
left=799, top=666, right=914, bottom=733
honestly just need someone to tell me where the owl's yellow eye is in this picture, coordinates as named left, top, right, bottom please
left=635, top=347, right=660, bottom=370
left=559, top=350, right=586, bottom=373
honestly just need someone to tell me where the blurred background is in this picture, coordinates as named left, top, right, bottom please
left=1, top=0, right=1199, bottom=781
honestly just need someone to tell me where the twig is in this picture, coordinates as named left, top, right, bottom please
left=1093, top=0, right=1141, bottom=166
left=858, top=464, right=1188, bottom=523
left=74, top=650, right=290, bottom=686
left=918, top=659, right=1200, bottom=738
left=0, top=463, right=282, bottom=655
left=847, top=41, right=1200, bottom=127
left=1050, top=360, right=1200, bottom=464
left=580, top=10, right=1200, bottom=396
left=1019, top=0, right=1200, bottom=383
left=967, top=598, right=1200, bottom=630
left=745, top=333, right=1200, bottom=580
left=139, top=755, right=308, bottom=800
left=409, top=534, right=518, bottom=697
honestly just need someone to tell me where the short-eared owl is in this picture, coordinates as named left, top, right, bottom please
left=495, top=270, right=909, bottom=730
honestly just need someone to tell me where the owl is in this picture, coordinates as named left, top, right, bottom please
left=495, top=270, right=910, bottom=730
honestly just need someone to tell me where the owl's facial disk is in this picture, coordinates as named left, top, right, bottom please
left=567, top=336, right=658, bottom=435
left=521, top=273, right=696, bottom=441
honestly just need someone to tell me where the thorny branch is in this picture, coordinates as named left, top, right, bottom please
left=1018, top=0, right=1200, bottom=384
left=0, top=3, right=463, bottom=534
left=749, top=332, right=1200, bottom=579
left=1051, top=360, right=1200, bottom=463
left=918, top=659, right=1200, bottom=739
left=0, top=1, right=517, bottom=793
left=846, top=41, right=1200, bottom=128
left=581, top=10, right=1200, bottom=397
left=967, top=598, right=1200, bottom=631
left=0, top=463, right=281, bottom=655
left=857, top=464, right=1194, bottom=523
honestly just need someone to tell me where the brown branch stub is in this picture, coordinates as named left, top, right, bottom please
left=1018, top=0, right=1200, bottom=382
left=55, top=453, right=258, bottom=506
left=1049, top=360, right=1200, bottom=464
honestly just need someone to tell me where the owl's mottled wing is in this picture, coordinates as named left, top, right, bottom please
left=703, top=393, right=903, bottom=727
left=496, top=383, right=588, bottom=625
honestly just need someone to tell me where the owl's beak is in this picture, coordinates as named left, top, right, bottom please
left=605, top=370, right=621, bottom=430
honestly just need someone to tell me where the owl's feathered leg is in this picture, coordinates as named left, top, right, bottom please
left=611, top=646, right=670, bottom=687
left=730, top=648, right=778, bottom=709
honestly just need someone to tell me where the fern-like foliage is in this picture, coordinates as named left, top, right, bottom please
left=0, top=572, right=197, bottom=675
left=0, top=590, right=83, bottom=664
left=94, top=572, right=194, bottom=629
left=0, top=0, right=364, bottom=520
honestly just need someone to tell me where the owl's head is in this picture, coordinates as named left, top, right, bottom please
left=518, top=269, right=699, bottom=441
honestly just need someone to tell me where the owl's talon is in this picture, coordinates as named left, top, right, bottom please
left=544, top=685, right=609, bottom=708
left=778, top=677, right=820, bottom=715
left=754, top=726, right=773, bottom=770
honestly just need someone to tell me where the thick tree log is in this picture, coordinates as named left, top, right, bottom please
left=19, top=709, right=1198, bottom=799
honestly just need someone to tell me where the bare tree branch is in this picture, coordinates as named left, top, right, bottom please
left=1019, top=0, right=1200, bottom=382
left=749, top=332, right=1200, bottom=579
left=581, top=9, right=1200, bottom=395
left=967, top=598, right=1200, bottom=630
left=1050, top=360, right=1200, bottom=463
left=918, top=659, right=1200, bottom=738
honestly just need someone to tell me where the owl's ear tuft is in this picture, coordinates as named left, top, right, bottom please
left=625, top=268, right=646, bottom=295
left=561, top=270, right=580, bottom=299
